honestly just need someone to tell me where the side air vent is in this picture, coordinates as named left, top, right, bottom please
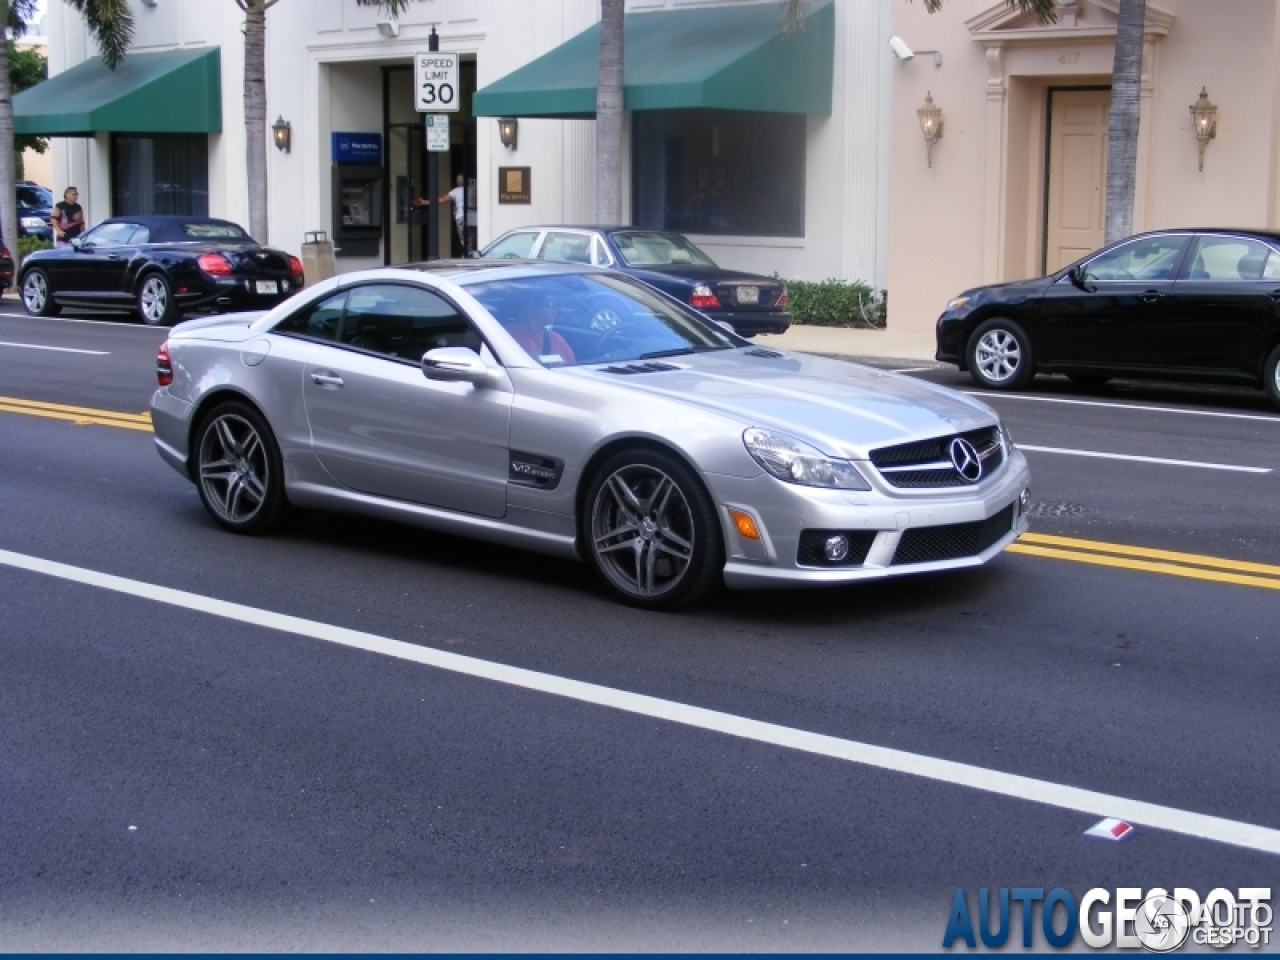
left=744, top=348, right=783, bottom=358
left=602, top=362, right=680, bottom=374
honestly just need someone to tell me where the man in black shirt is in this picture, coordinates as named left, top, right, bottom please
left=51, top=187, right=84, bottom=247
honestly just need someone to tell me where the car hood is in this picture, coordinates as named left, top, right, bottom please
left=571, top=349, right=998, bottom=459
left=170, top=312, right=270, bottom=341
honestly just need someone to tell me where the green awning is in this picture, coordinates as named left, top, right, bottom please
left=13, top=47, right=221, bottom=136
left=473, top=0, right=833, bottom=118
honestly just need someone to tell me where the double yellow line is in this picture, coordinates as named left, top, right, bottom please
left=1010, top=532, right=1280, bottom=592
left=3, top=393, right=1278, bottom=592
left=0, top=395, right=152, bottom=433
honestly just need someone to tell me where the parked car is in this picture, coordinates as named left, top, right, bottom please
left=16, top=182, right=53, bottom=241
left=479, top=226, right=792, bottom=337
left=151, top=261, right=1029, bottom=610
left=18, top=215, right=305, bottom=326
left=936, top=229, right=1280, bottom=408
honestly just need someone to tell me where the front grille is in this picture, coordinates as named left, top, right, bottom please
left=797, top=530, right=877, bottom=567
left=891, top=505, right=1015, bottom=566
left=870, top=426, right=1004, bottom=488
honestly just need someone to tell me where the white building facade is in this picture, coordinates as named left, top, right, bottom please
left=32, top=0, right=892, bottom=289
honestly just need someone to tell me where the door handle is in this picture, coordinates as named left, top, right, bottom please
left=107, top=254, right=124, bottom=261
left=1141, top=290, right=1163, bottom=303
left=309, top=371, right=344, bottom=387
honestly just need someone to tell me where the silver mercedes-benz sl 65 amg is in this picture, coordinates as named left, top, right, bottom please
left=150, top=261, right=1030, bottom=609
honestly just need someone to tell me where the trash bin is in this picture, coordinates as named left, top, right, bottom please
left=300, top=230, right=336, bottom=288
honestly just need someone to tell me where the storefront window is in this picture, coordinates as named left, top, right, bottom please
left=111, top=134, right=210, bottom=217
left=632, top=109, right=805, bottom=238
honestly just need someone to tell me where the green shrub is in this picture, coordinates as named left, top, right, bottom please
left=778, top=277, right=887, bottom=328
left=18, top=235, right=51, bottom=258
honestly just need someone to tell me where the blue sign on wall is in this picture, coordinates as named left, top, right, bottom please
left=332, top=132, right=382, bottom=165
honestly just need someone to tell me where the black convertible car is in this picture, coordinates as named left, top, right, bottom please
left=936, top=228, right=1280, bottom=408
left=18, top=216, right=304, bottom=325
left=480, top=226, right=792, bottom=336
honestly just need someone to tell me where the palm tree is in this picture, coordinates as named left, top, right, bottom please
left=595, top=0, right=624, bottom=225
left=238, top=0, right=280, bottom=245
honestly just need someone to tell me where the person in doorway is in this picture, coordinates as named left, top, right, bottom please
left=51, top=187, right=85, bottom=247
left=413, top=175, right=477, bottom=254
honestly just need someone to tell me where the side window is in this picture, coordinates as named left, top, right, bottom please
left=1265, top=252, right=1280, bottom=281
left=129, top=226, right=151, bottom=245
left=83, top=222, right=140, bottom=248
left=485, top=231, right=538, bottom=259
left=341, top=283, right=482, bottom=360
left=1186, top=236, right=1275, bottom=281
left=1085, top=235, right=1187, bottom=282
left=274, top=291, right=347, bottom=342
left=539, top=232, right=593, bottom=264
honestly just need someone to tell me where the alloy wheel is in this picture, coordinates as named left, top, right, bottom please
left=140, top=276, right=170, bottom=325
left=975, top=329, right=1022, bottom=383
left=198, top=413, right=269, bottom=525
left=590, top=464, right=695, bottom=599
left=22, top=272, right=47, bottom=313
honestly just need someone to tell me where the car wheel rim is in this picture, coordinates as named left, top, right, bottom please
left=141, top=277, right=167, bottom=323
left=198, top=413, right=269, bottom=524
left=23, top=273, right=45, bottom=312
left=976, top=329, right=1021, bottom=383
left=591, top=465, right=695, bottom=599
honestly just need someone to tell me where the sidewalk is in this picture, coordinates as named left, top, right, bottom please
left=760, top=323, right=938, bottom=364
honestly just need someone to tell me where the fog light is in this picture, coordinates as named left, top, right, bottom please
left=824, top=534, right=850, bottom=562
left=1019, top=488, right=1031, bottom=513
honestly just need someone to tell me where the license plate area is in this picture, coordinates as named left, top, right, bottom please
left=255, top=280, right=279, bottom=295
left=735, top=285, right=759, bottom=305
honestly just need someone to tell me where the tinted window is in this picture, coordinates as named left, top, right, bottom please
left=183, top=222, right=250, bottom=239
left=1084, top=235, right=1187, bottom=281
left=111, top=133, right=209, bottom=216
left=16, top=186, right=49, bottom=209
left=538, top=232, right=594, bottom=265
left=484, top=231, right=538, bottom=259
left=341, top=284, right=482, bottom=360
left=1186, top=236, right=1277, bottom=281
left=83, top=222, right=142, bottom=247
left=275, top=291, right=347, bottom=342
left=466, top=273, right=734, bottom=368
left=612, top=231, right=717, bottom=268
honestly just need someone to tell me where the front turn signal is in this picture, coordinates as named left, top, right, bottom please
left=729, top=509, right=761, bottom=540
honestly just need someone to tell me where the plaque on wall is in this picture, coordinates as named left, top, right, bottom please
left=498, top=167, right=531, bottom=204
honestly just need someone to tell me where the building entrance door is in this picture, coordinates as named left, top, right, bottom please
left=1044, top=88, right=1110, bottom=274
left=386, top=121, right=426, bottom=264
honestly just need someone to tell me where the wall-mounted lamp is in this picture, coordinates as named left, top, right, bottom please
left=1189, top=86, right=1217, bottom=171
left=272, top=115, right=292, bottom=153
left=498, top=117, right=519, bottom=150
left=376, top=17, right=400, bottom=38
left=917, top=92, right=943, bottom=167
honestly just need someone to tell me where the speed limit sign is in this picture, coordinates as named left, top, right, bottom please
left=415, top=52, right=459, bottom=112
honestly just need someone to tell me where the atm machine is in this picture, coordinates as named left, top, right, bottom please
left=331, top=132, right=384, bottom=259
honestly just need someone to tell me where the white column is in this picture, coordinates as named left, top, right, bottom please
left=840, top=0, right=891, bottom=288
left=981, top=45, right=1006, bottom=284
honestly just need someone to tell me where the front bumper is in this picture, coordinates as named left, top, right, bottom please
left=707, top=448, right=1030, bottom=588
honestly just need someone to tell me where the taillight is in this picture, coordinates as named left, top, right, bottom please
left=690, top=284, right=719, bottom=309
left=197, top=252, right=232, bottom=276
left=288, top=255, right=304, bottom=277
left=1, top=247, right=10, bottom=259
left=157, top=342, right=173, bottom=387
left=777, top=286, right=788, bottom=308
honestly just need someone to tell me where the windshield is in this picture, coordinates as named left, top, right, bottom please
left=611, top=232, right=717, bottom=268
left=466, top=272, right=736, bottom=368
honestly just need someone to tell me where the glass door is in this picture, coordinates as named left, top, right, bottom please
left=386, top=121, right=425, bottom=265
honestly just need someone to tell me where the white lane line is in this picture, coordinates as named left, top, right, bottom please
left=2, top=547, right=1278, bottom=857
left=890, top=366, right=939, bottom=374
left=1018, top=444, right=1272, bottom=474
left=967, top=391, right=1280, bottom=424
left=0, top=311, right=147, bottom=330
left=0, top=340, right=110, bottom=355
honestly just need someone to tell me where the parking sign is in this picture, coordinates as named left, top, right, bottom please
left=415, top=52, right=459, bottom=112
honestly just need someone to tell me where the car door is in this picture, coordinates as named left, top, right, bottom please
left=301, top=282, right=514, bottom=518
left=1162, top=234, right=1280, bottom=376
left=1037, top=233, right=1189, bottom=369
left=63, top=222, right=143, bottom=300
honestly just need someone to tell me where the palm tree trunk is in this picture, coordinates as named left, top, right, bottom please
left=242, top=0, right=272, bottom=244
left=595, top=0, right=624, bottom=226
left=1104, top=0, right=1145, bottom=245
left=0, top=1, right=20, bottom=269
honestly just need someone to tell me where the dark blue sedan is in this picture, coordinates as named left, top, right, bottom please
left=479, top=226, right=792, bottom=337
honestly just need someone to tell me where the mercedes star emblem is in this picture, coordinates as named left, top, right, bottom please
left=949, top=438, right=983, bottom=482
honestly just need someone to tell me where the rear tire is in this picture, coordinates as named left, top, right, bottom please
left=1264, top=345, right=1280, bottom=411
left=967, top=317, right=1035, bottom=390
left=21, top=268, right=60, bottom=317
left=581, top=447, right=723, bottom=610
left=138, top=272, right=180, bottom=326
left=193, top=401, right=290, bottom=535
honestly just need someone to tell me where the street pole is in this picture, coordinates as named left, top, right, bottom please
left=425, top=26, right=440, bottom=260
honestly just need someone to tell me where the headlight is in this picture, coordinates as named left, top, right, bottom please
left=743, top=428, right=871, bottom=490
left=945, top=296, right=970, bottom=311
left=20, top=217, right=45, bottom=230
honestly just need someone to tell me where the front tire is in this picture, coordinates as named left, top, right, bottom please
left=193, top=401, right=289, bottom=534
left=967, top=317, right=1036, bottom=390
left=1264, top=345, right=1280, bottom=410
left=21, top=268, right=60, bottom=317
left=582, top=448, right=723, bottom=610
left=138, top=272, right=180, bottom=326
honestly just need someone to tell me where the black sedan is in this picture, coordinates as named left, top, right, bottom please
left=17, top=182, right=53, bottom=241
left=18, top=215, right=305, bottom=325
left=480, top=226, right=791, bottom=336
left=936, top=228, right=1280, bottom=408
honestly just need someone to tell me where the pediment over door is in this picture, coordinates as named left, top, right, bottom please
left=966, top=0, right=1173, bottom=47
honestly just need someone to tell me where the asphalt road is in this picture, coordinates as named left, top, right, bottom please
left=1, top=305, right=1277, bottom=951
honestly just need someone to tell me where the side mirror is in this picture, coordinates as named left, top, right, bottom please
left=466, top=250, right=482, bottom=259
left=422, top=346, right=491, bottom=384
left=1068, top=265, right=1095, bottom=293
left=70, top=237, right=84, bottom=251
left=714, top=320, right=736, bottom=335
